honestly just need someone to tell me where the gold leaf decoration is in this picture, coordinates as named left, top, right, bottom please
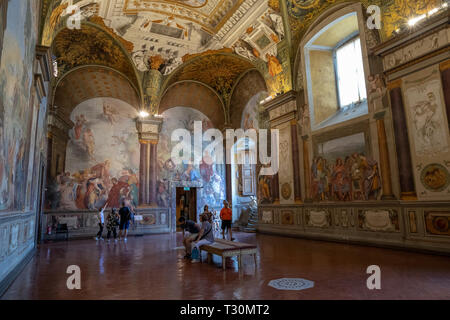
left=171, top=53, right=254, bottom=100
left=148, top=54, right=165, bottom=70
left=53, top=25, right=137, bottom=85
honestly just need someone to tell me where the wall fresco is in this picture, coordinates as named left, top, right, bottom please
left=156, top=107, right=226, bottom=212
left=46, top=98, right=140, bottom=210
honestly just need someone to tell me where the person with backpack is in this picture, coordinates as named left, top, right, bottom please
left=106, top=208, right=120, bottom=243
left=118, top=201, right=132, bottom=241
left=178, top=216, right=201, bottom=259
left=190, top=213, right=215, bottom=263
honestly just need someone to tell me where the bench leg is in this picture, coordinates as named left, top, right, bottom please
left=253, top=254, right=256, bottom=267
left=222, top=257, right=226, bottom=271
left=207, top=253, right=212, bottom=264
left=238, top=255, right=241, bottom=270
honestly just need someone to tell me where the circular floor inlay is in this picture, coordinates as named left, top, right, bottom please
left=268, top=278, right=314, bottom=291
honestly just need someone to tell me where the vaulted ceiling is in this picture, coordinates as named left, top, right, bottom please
left=53, top=66, right=141, bottom=124
left=42, top=0, right=285, bottom=76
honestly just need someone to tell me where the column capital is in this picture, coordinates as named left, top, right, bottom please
left=387, top=79, right=402, bottom=90
left=440, top=59, right=450, bottom=71
left=136, top=116, right=163, bottom=142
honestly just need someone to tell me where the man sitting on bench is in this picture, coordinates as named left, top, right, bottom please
left=191, top=214, right=215, bottom=263
left=179, top=217, right=200, bottom=259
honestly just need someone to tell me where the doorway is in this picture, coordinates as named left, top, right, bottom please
left=176, top=187, right=197, bottom=231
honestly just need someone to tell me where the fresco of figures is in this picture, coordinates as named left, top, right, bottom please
left=46, top=98, right=140, bottom=211
left=311, top=133, right=381, bottom=201
left=0, top=0, right=39, bottom=212
left=156, top=107, right=226, bottom=210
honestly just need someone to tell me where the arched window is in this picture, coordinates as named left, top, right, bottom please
left=300, top=7, right=369, bottom=131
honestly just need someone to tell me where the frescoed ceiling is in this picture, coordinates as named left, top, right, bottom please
left=42, top=0, right=285, bottom=77
left=167, top=51, right=254, bottom=99
left=52, top=24, right=138, bottom=87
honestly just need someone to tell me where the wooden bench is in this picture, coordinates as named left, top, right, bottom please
left=199, top=239, right=257, bottom=270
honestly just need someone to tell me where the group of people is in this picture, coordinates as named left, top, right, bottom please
left=94, top=201, right=134, bottom=242
left=179, top=200, right=234, bottom=263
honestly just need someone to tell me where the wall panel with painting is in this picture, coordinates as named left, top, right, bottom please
left=0, top=0, right=49, bottom=294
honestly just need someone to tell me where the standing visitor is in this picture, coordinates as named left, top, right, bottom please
left=118, top=201, right=132, bottom=241
left=94, top=203, right=107, bottom=241
left=220, top=200, right=234, bottom=241
left=202, top=204, right=213, bottom=223
left=106, top=208, right=119, bottom=242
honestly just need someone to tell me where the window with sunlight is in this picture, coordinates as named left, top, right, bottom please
left=335, top=37, right=367, bottom=108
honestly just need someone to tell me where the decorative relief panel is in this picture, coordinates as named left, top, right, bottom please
left=305, top=209, right=331, bottom=228
left=358, top=209, right=400, bottom=232
left=278, top=123, right=295, bottom=204
left=261, top=210, right=274, bottom=224
left=402, top=65, right=450, bottom=200
left=424, top=211, right=450, bottom=236
left=139, top=213, right=157, bottom=225
left=409, top=211, right=418, bottom=233
left=9, top=223, right=19, bottom=254
left=281, top=210, right=295, bottom=225
left=274, top=211, right=280, bottom=224
left=335, top=209, right=350, bottom=228
left=0, top=225, right=8, bottom=261
left=383, top=27, right=449, bottom=71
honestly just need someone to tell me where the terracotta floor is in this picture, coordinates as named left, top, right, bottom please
left=2, top=232, right=450, bottom=300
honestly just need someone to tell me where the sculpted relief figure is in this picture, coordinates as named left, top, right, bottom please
left=132, top=50, right=149, bottom=72
left=367, top=74, right=387, bottom=111
left=234, top=41, right=255, bottom=60
left=269, top=13, right=285, bottom=39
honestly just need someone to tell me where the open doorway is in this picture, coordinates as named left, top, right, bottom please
left=176, top=187, right=197, bottom=231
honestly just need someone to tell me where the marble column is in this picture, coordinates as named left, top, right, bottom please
left=302, top=135, right=312, bottom=202
left=149, top=141, right=158, bottom=205
left=221, top=127, right=233, bottom=204
left=290, top=119, right=302, bottom=203
left=440, top=60, right=450, bottom=129
left=136, top=117, right=163, bottom=207
left=374, top=111, right=395, bottom=200
left=388, top=80, right=417, bottom=200
left=272, top=172, right=280, bottom=204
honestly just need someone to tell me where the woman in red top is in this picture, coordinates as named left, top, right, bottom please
left=220, top=200, right=234, bottom=241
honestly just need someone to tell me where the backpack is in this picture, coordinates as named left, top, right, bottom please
left=191, top=247, right=199, bottom=260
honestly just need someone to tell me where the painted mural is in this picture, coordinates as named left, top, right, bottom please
left=0, top=0, right=39, bottom=212
left=46, top=98, right=140, bottom=210
left=311, top=133, right=381, bottom=201
left=156, top=107, right=226, bottom=211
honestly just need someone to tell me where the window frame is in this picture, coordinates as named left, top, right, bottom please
left=332, top=31, right=367, bottom=110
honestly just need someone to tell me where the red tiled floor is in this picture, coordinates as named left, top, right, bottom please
left=2, top=232, right=450, bottom=299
